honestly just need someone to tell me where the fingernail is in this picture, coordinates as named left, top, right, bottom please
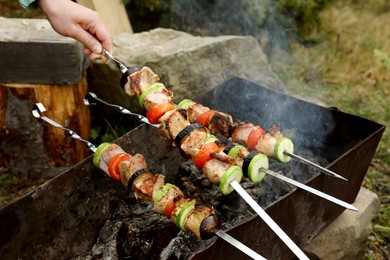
left=92, top=44, right=102, bottom=53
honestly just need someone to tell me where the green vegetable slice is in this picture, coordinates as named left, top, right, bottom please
left=248, top=153, right=268, bottom=184
left=219, top=166, right=243, bottom=195
left=176, top=199, right=196, bottom=230
left=138, top=82, right=165, bottom=107
left=274, top=137, right=294, bottom=163
left=227, top=145, right=247, bottom=159
left=177, top=99, right=195, bottom=109
left=93, top=142, right=111, bottom=167
left=153, top=183, right=174, bottom=205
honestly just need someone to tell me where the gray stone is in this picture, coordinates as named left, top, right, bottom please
left=304, top=187, right=381, bottom=260
left=88, top=28, right=285, bottom=108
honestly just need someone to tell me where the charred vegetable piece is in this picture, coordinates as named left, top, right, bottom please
left=146, top=102, right=176, bottom=124
left=219, top=166, right=243, bottom=195
left=108, top=153, right=132, bottom=180
left=274, top=137, right=294, bottom=163
left=200, top=214, right=221, bottom=239
left=175, top=123, right=204, bottom=149
left=193, top=142, right=220, bottom=168
left=246, top=126, right=266, bottom=150
left=197, top=109, right=216, bottom=127
left=127, top=168, right=151, bottom=190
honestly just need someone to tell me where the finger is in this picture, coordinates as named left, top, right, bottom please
left=84, top=47, right=92, bottom=55
left=93, top=21, right=113, bottom=53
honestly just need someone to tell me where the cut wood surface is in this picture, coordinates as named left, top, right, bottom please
left=0, top=77, right=91, bottom=178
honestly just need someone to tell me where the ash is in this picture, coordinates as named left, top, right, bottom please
left=75, top=153, right=323, bottom=260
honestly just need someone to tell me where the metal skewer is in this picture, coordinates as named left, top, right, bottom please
left=32, top=103, right=97, bottom=152
left=284, top=151, right=348, bottom=181
left=31, top=102, right=266, bottom=260
left=84, top=92, right=159, bottom=127
left=102, top=49, right=128, bottom=73
left=230, top=181, right=309, bottom=260
left=260, top=168, right=358, bottom=211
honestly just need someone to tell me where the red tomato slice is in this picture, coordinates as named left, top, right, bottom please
left=108, top=153, right=132, bottom=180
left=246, top=126, right=266, bottom=150
left=164, top=197, right=176, bottom=218
left=147, top=103, right=176, bottom=124
left=193, top=142, right=220, bottom=168
left=197, top=110, right=216, bottom=127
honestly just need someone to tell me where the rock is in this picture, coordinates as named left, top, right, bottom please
left=303, top=187, right=381, bottom=260
left=87, top=28, right=285, bottom=110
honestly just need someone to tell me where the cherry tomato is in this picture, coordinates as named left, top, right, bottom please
left=146, top=103, right=176, bottom=124
left=197, top=110, right=216, bottom=127
left=193, top=142, right=220, bottom=168
left=246, top=126, right=266, bottom=150
left=108, top=153, right=132, bottom=180
left=164, top=197, right=176, bottom=218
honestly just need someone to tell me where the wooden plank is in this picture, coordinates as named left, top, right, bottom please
left=0, top=18, right=84, bottom=84
left=77, top=0, right=133, bottom=36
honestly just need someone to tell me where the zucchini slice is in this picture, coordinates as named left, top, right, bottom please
left=93, top=142, right=111, bottom=167
left=177, top=99, right=195, bottom=109
left=274, top=137, right=294, bottom=163
left=227, top=145, right=247, bottom=159
left=219, top=166, right=243, bottom=195
left=247, top=153, right=268, bottom=184
left=176, top=199, right=196, bottom=230
left=153, top=183, right=174, bottom=205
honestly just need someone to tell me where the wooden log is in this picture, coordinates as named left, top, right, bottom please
left=0, top=78, right=91, bottom=178
left=0, top=18, right=84, bottom=84
left=76, top=0, right=133, bottom=36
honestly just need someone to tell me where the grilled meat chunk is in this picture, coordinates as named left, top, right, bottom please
left=232, top=122, right=255, bottom=145
left=159, top=109, right=189, bottom=140
left=187, top=103, right=210, bottom=123
left=144, top=86, right=174, bottom=111
left=124, top=66, right=160, bottom=97
left=203, top=158, right=230, bottom=184
left=119, top=153, right=148, bottom=187
left=208, top=111, right=233, bottom=137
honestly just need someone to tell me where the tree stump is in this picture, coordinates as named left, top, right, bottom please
left=0, top=18, right=91, bottom=178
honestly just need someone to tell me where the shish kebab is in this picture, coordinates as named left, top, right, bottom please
left=85, top=92, right=357, bottom=211
left=104, top=49, right=345, bottom=182
left=99, top=61, right=313, bottom=259
left=94, top=50, right=349, bottom=260
left=31, top=103, right=266, bottom=260
left=92, top=51, right=357, bottom=211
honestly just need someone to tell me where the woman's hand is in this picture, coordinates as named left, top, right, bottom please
left=39, top=0, right=113, bottom=62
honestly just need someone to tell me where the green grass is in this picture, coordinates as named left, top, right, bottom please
left=271, top=1, right=390, bottom=258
